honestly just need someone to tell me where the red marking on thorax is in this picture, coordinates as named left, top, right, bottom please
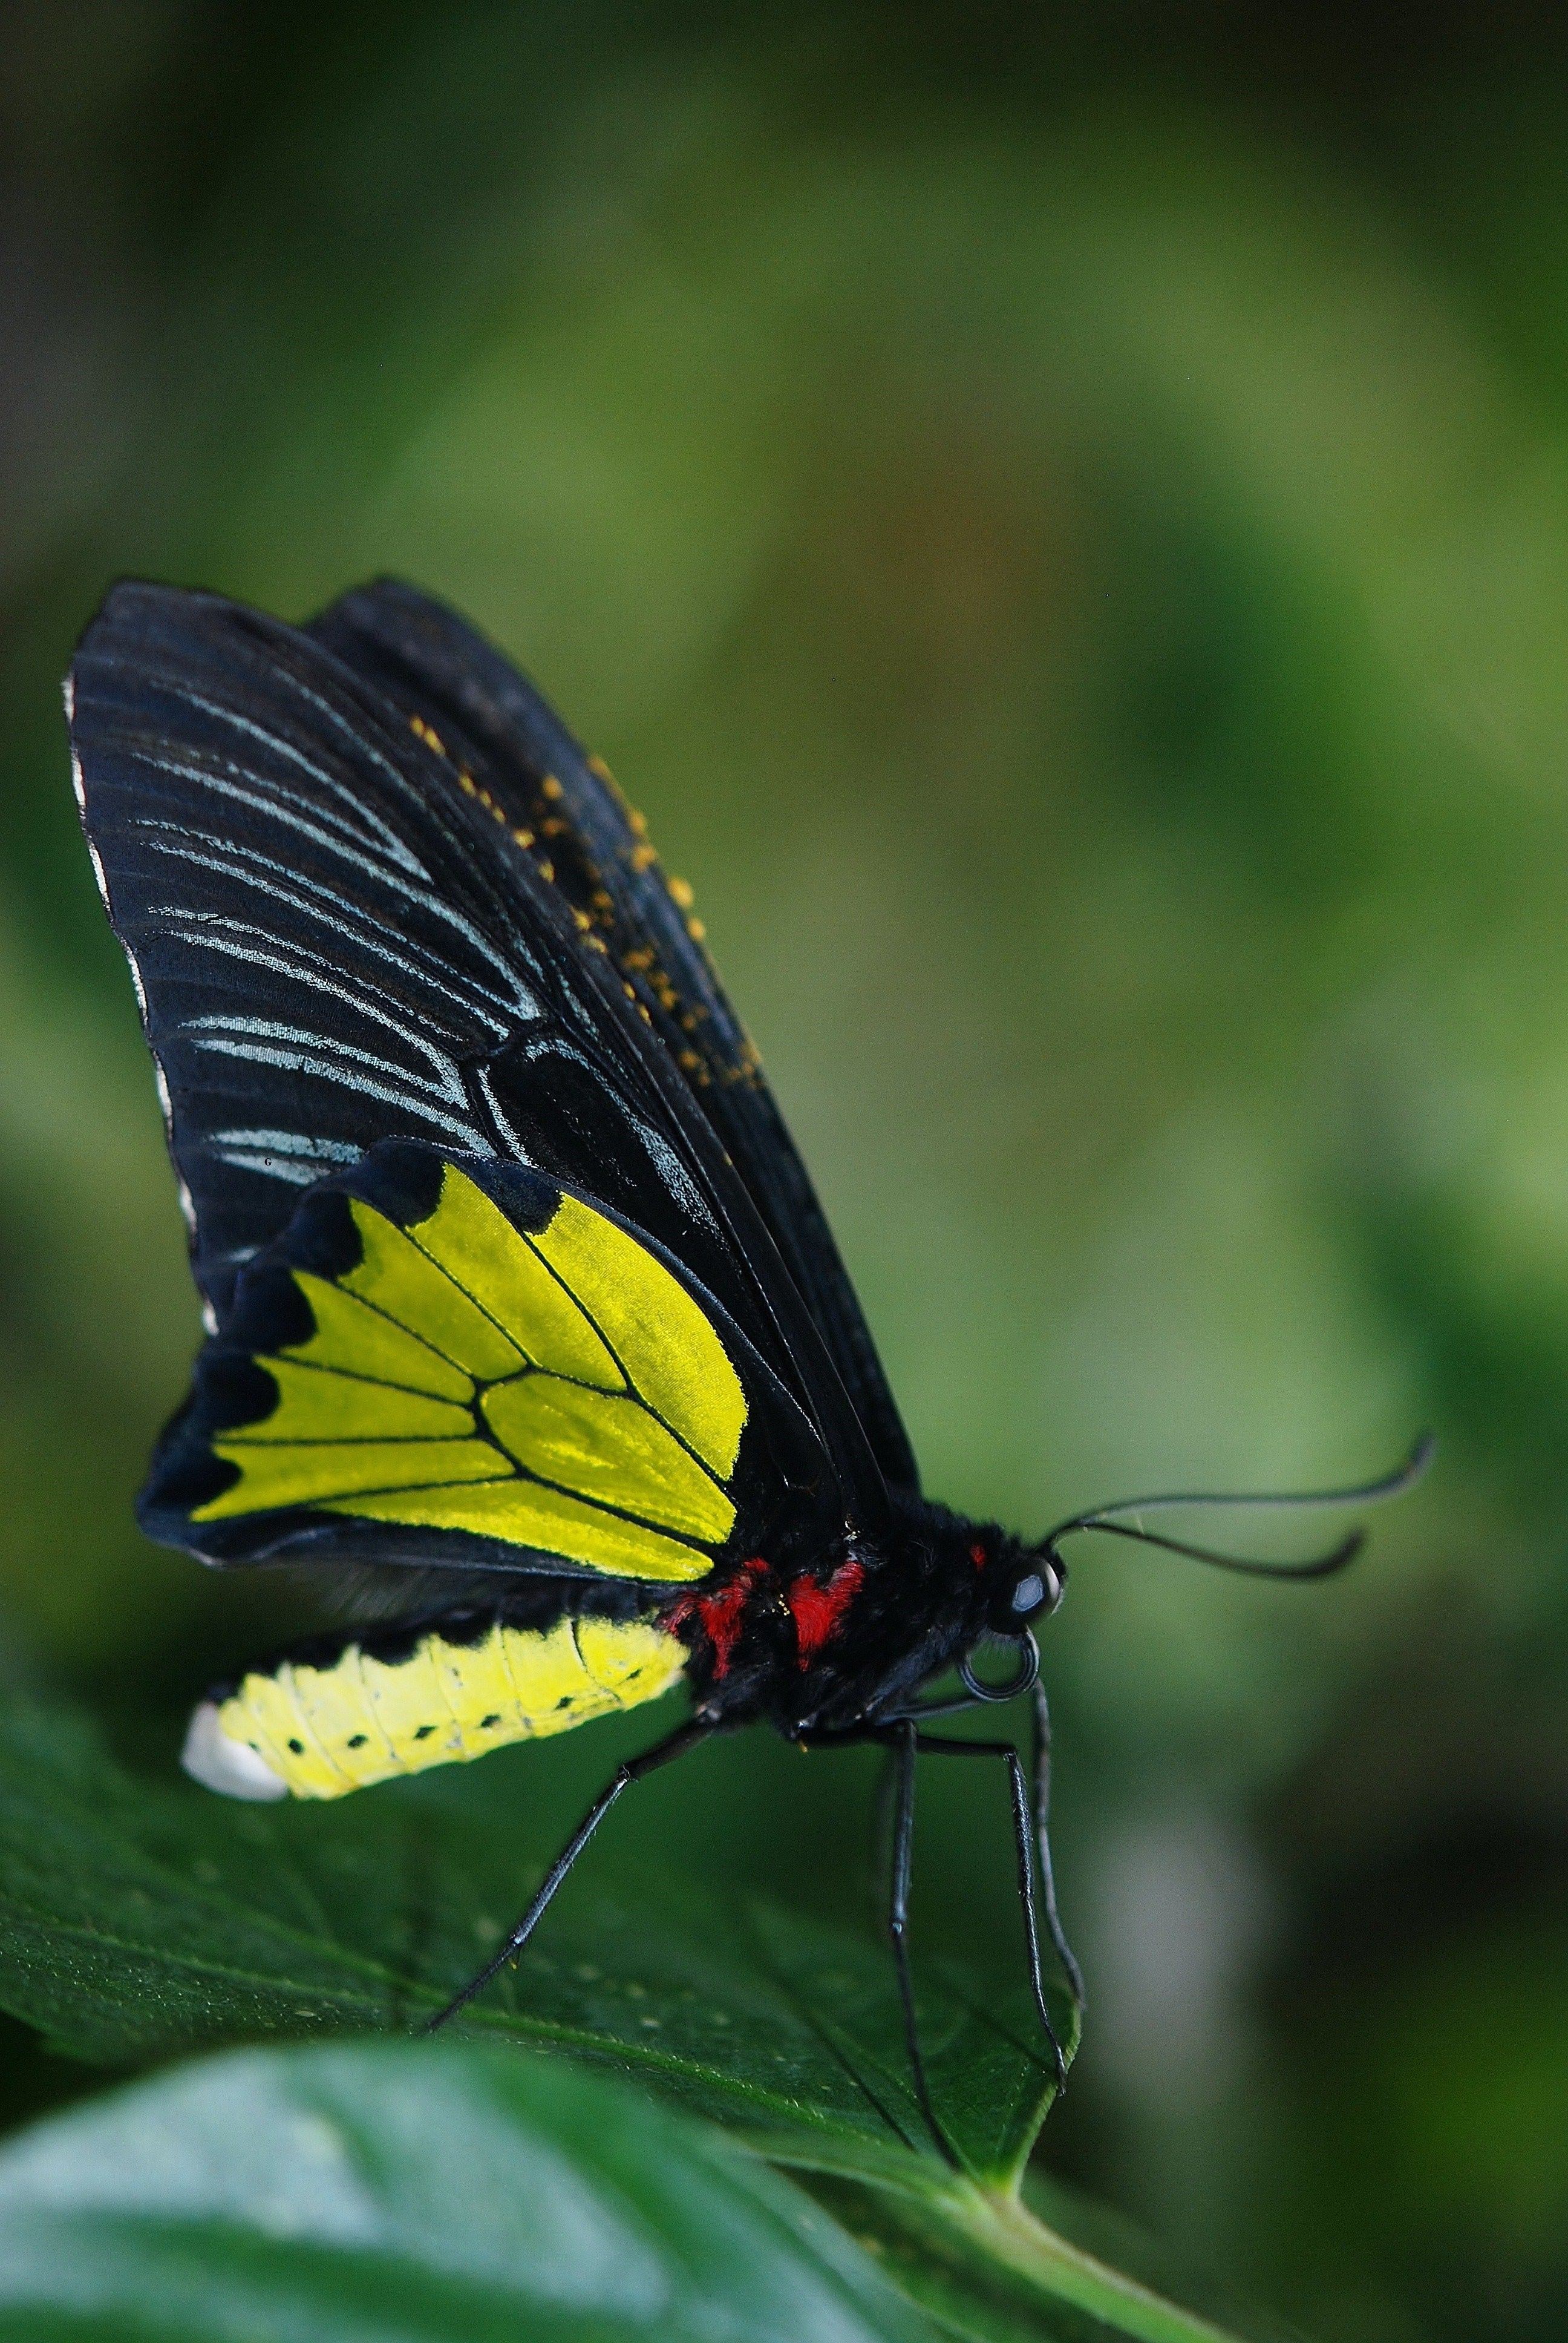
left=667, top=1558, right=766, bottom=1679
left=786, top=1559, right=865, bottom=1669
left=970, top=1541, right=988, bottom=1572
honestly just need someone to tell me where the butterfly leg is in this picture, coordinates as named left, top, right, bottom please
left=869, top=1742, right=898, bottom=1935
left=424, top=1717, right=711, bottom=2033
left=1031, top=1682, right=1086, bottom=2016
left=883, top=1720, right=959, bottom=2166
left=911, top=1731, right=1073, bottom=2096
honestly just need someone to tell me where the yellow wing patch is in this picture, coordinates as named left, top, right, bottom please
left=340, top=1198, right=524, bottom=1380
left=224, top=1358, right=472, bottom=1444
left=211, top=1613, right=685, bottom=1798
left=202, top=1435, right=502, bottom=1515
left=481, top=1374, right=735, bottom=1541
left=192, top=1165, right=748, bottom=1582
left=531, top=1195, right=744, bottom=1475
left=327, top=1476, right=708, bottom=1581
left=410, top=1173, right=623, bottom=1389
left=285, top=1273, right=473, bottom=1400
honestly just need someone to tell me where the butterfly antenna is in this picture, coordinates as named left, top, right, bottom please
left=1059, top=1516, right=1365, bottom=1579
left=1045, top=1433, right=1432, bottom=1582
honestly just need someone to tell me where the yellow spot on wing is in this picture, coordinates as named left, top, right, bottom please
left=482, top=1373, right=735, bottom=1542
left=341, top=1199, right=523, bottom=1380
left=222, top=1358, right=472, bottom=1444
left=329, top=1475, right=710, bottom=1580
left=531, top=1194, right=745, bottom=1476
left=409, top=1169, right=622, bottom=1389
left=194, top=1437, right=504, bottom=1520
left=286, top=1275, right=473, bottom=1402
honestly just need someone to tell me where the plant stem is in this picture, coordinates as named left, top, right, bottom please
left=925, top=2180, right=1247, bottom=2343
left=756, top=2137, right=1251, bottom=2343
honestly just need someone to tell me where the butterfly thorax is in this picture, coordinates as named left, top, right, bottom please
left=665, top=1497, right=1047, bottom=1737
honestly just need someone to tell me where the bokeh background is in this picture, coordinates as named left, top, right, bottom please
left=3, top=6, right=1567, bottom=2336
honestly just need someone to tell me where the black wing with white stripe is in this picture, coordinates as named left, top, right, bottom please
left=68, top=581, right=888, bottom=1531
left=308, top=577, right=920, bottom=1496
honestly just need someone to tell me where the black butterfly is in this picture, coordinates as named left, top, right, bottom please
left=68, top=578, right=1425, bottom=2152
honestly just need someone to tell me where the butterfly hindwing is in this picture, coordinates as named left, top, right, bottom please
left=145, top=1141, right=820, bottom=1583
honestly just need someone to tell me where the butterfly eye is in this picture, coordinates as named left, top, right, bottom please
left=1011, top=1561, right=1063, bottom=1619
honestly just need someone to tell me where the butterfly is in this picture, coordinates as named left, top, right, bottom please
left=67, top=577, right=1426, bottom=2151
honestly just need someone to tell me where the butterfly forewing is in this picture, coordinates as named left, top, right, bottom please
left=68, top=582, right=890, bottom=1539
left=309, top=577, right=920, bottom=1496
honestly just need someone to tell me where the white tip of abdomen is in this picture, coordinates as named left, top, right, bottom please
left=181, top=1702, right=287, bottom=1800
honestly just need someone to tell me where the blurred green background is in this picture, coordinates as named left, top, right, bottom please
left=4, top=5, right=1568, bottom=2336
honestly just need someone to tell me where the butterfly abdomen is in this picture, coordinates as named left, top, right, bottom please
left=183, top=1605, right=686, bottom=1801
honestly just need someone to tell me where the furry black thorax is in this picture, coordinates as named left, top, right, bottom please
left=664, top=1493, right=1051, bottom=1738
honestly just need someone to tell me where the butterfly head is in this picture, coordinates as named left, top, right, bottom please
left=964, top=1524, right=1067, bottom=1638
left=949, top=1529, right=1064, bottom=1705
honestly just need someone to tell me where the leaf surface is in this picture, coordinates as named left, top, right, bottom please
left=0, top=2039, right=938, bottom=2342
left=0, top=1694, right=1267, bottom=2342
left=0, top=1696, right=1063, bottom=2183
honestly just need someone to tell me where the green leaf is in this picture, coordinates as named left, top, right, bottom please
left=0, top=1695, right=1267, bottom=2342
left=0, top=2037, right=939, bottom=2342
left=0, top=1695, right=1066, bottom=2184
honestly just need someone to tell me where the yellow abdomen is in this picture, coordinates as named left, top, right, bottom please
left=183, top=1611, right=686, bottom=1800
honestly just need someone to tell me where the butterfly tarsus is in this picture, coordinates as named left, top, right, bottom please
left=423, top=1717, right=711, bottom=2034
left=871, top=1739, right=898, bottom=1938
left=908, top=1728, right=1071, bottom=2097
left=885, top=1719, right=960, bottom=2167
left=1031, top=1681, right=1085, bottom=2013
